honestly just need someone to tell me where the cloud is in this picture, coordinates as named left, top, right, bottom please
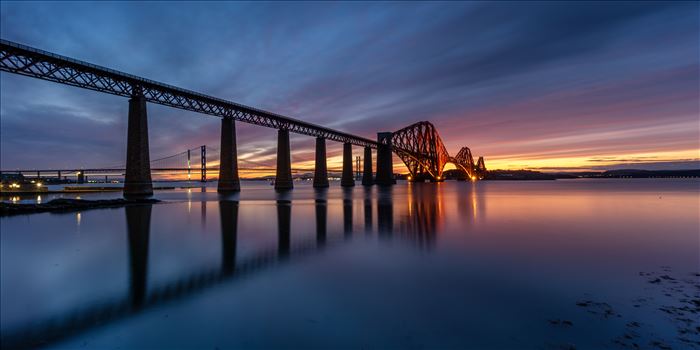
left=0, top=2, right=697, bottom=171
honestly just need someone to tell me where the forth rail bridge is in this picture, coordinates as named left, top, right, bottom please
left=0, top=39, right=486, bottom=197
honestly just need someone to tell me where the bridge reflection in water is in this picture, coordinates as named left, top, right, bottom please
left=1, top=186, right=482, bottom=349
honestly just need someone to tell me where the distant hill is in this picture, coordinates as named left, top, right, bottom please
left=482, top=170, right=574, bottom=180
left=443, top=169, right=574, bottom=180
left=594, top=169, right=700, bottom=178
left=442, top=169, right=700, bottom=181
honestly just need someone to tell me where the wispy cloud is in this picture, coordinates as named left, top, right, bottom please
left=1, top=2, right=697, bottom=171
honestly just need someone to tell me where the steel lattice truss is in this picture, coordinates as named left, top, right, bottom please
left=449, top=147, right=477, bottom=179
left=393, top=121, right=486, bottom=181
left=392, top=121, right=450, bottom=180
left=0, top=39, right=376, bottom=148
left=476, top=156, right=486, bottom=173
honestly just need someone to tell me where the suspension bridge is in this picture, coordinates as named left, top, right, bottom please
left=0, top=39, right=486, bottom=197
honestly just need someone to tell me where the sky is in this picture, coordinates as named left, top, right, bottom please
left=1, top=1, right=698, bottom=175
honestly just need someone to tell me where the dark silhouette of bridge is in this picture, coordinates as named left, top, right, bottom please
left=0, top=39, right=486, bottom=197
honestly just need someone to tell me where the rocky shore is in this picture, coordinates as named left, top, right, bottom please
left=0, top=198, right=160, bottom=216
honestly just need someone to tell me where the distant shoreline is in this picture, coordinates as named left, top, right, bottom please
left=434, top=169, right=700, bottom=181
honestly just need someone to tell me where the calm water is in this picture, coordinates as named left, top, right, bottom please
left=1, top=179, right=698, bottom=349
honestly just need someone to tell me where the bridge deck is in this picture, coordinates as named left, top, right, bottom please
left=0, top=39, right=377, bottom=147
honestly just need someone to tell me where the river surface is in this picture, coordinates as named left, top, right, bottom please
left=1, top=179, right=699, bottom=349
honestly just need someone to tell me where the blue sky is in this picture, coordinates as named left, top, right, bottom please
left=1, top=1, right=698, bottom=171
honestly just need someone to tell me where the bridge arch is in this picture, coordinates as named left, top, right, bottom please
left=392, top=121, right=449, bottom=181
left=392, top=122, right=485, bottom=181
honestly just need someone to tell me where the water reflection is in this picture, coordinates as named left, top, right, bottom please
left=2, top=195, right=349, bottom=349
left=276, top=195, right=291, bottom=260
left=400, top=184, right=440, bottom=249
left=2, top=180, right=698, bottom=349
left=0, top=183, right=535, bottom=350
left=126, top=204, right=151, bottom=310
left=315, top=189, right=327, bottom=247
left=377, top=186, right=393, bottom=237
left=363, top=187, right=372, bottom=234
left=200, top=199, right=207, bottom=230
left=219, top=200, right=238, bottom=276
left=343, top=188, right=353, bottom=238
left=455, top=181, right=484, bottom=223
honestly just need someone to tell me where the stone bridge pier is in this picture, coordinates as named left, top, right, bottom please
left=217, top=116, right=240, bottom=192
left=362, top=146, right=373, bottom=186
left=375, top=132, right=395, bottom=186
left=313, top=137, right=329, bottom=188
left=124, top=93, right=153, bottom=198
left=275, top=129, right=293, bottom=191
left=341, top=142, right=355, bottom=187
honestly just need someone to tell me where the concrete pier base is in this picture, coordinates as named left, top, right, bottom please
left=313, top=137, right=329, bottom=188
left=341, top=142, right=355, bottom=187
left=124, top=94, right=153, bottom=197
left=275, top=129, right=293, bottom=191
left=375, top=132, right=395, bottom=186
left=217, top=117, right=241, bottom=192
left=362, top=146, right=373, bottom=186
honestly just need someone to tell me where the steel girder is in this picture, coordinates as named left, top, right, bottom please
left=0, top=39, right=376, bottom=148
left=392, top=122, right=486, bottom=181
left=449, top=147, right=476, bottom=179
left=392, top=121, right=450, bottom=181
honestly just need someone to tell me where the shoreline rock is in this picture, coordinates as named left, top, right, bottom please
left=0, top=198, right=160, bottom=216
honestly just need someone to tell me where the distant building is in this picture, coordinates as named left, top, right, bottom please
left=1, top=173, right=48, bottom=193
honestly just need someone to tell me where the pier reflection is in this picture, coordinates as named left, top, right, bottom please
left=276, top=193, right=291, bottom=259
left=377, top=186, right=393, bottom=237
left=1, top=186, right=463, bottom=349
left=400, top=184, right=440, bottom=249
left=126, top=204, right=151, bottom=310
left=2, top=197, right=352, bottom=349
left=315, top=189, right=327, bottom=247
left=343, top=188, right=353, bottom=238
left=219, top=200, right=238, bottom=276
left=363, top=187, right=372, bottom=233
left=201, top=199, right=207, bottom=230
left=455, top=181, right=484, bottom=223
